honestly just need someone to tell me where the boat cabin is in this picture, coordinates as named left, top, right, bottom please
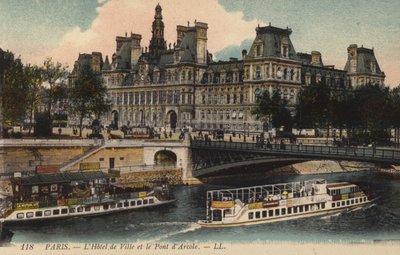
left=11, top=171, right=110, bottom=209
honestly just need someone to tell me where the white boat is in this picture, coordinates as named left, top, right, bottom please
left=0, top=171, right=175, bottom=224
left=198, top=179, right=372, bottom=227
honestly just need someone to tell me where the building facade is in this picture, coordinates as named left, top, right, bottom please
left=70, top=4, right=385, bottom=133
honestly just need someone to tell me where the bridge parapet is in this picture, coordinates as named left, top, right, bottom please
left=191, top=140, right=400, bottom=165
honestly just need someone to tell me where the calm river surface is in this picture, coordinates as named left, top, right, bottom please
left=8, top=171, right=400, bottom=243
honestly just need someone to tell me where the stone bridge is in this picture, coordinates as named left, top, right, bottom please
left=190, top=140, right=400, bottom=177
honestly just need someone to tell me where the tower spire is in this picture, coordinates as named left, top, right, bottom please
left=149, top=4, right=166, bottom=64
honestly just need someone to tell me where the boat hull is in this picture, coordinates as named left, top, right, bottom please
left=198, top=200, right=372, bottom=228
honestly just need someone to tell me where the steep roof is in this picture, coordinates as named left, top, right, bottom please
left=247, top=25, right=299, bottom=60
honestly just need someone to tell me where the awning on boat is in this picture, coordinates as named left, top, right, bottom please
left=19, top=171, right=109, bottom=186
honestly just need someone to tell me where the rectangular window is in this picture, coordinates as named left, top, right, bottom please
left=44, top=210, right=51, bottom=216
left=288, top=207, right=292, bottom=214
left=77, top=207, right=84, bottom=212
left=69, top=208, right=76, bottom=213
left=294, top=207, right=298, bottom=213
left=248, top=212, right=254, bottom=220
left=342, top=201, right=345, bottom=206
left=35, top=211, right=43, bottom=217
left=364, top=197, right=367, bottom=202
left=130, top=201, right=136, bottom=206
left=275, top=209, right=280, bottom=216
left=137, top=200, right=142, bottom=206
left=262, top=210, right=267, bottom=218
left=110, top=203, right=116, bottom=209
left=269, top=210, right=273, bottom=217
left=53, top=209, right=60, bottom=215
left=255, top=211, right=261, bottom=219
left=332, top=203, right=336, bottom=208
left=299, top=206, right=303, bottom=213
left=149, top=199, right=154, bottom=204
left=103, top=204, right=109, bottom=210
left=26, top=212, right=34, bottom=218
left=117, top=203, right=123, bottom=208
left=351, top=199, right=354, bottom=205
left=321, top=203, right=325, bottom=209
left=282, top=208, right=286, bottom=215
left=337, top=202, right=340, bottom=207
left=124, top=201, right=129, bottom=207
left=305, top=205, right=309, bottom=212
left=143, top=199, right=148, bottom=205
left=85, top=206, right=91, bottom=212
left=61, top=208, right=68, bottom=214
left=346, top=200, right=350, bottom=205
left=17, top=213, right=24, bottom=219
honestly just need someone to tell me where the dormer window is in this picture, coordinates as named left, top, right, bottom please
left=371, top=62, right=376, bottom=73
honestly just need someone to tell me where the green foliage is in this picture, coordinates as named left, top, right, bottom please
left=68, top=64, right=111, bottom=136
left=252, top=90, right=293, bottom=131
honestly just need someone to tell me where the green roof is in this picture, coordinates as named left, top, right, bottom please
left=21, top=171, right=109, bottom=186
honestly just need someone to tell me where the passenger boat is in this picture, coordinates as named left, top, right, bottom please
left=198, top=179, right=372, bottom=227
left=0, top=171, right=174, bottom=224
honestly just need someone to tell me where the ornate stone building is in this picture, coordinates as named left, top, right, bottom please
left=70, top=4, right=385, bottom=133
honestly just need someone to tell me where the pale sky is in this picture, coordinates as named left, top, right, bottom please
left=1, top=0, right=399, bottom=85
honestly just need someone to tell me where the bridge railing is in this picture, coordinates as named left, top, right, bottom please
left=191, top=140, right=400, bottom=163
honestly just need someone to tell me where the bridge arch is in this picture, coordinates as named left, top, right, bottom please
left=154, top=150, right=177, bottom=167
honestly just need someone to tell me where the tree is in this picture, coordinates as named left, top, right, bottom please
left=24, top=65, right=43, bottom=134
left=68, top=65, right=111, bottom=137
left=252, top=90, right=293, bottom=132
left=1, top=51, right=29, bottom=128
left=41, top=57, right=68, bottom=134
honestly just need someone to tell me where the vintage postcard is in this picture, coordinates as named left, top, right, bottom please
left=1, top=0, right=400, bottom=254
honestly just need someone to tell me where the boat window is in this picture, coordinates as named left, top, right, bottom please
left=149, top=198, right=154, bottom=204
left=85, top=206, right=91, bottom=212
left=77, top=207, right=83, bottom=212
left=26, top=212, right=33, bottom=218
left=355, top=198, right=359, bottom=203
left=346, top=200, right=350, bottom=205
left=130, top=201, right=136, bottom=206
left=143, top=199, right=148, bottom=205
left=17, top=213, right=24, bottom=219
left=341, top=201, right=345, bottom=206
left=293, top=207, right=298, bottom=213
left=61, top=208, right=68, bottom=214
left=248, top=212, right=254, bottom=220
left=124, top=201, right=129, bottom=207
left=288, top=207, right=292, bottom=214
left=103, top=204, right=109, bottom=210
left=336, top=202, right=340, bottom=207
left=137, top=200, right=142, bottom=206
left=269, top=210, right=273, bottom=217
left=275, top=209, right=280, bottom=216
left=262, top=210, right=267, bottom=218
left=44, top=210, right=51, bottom=216
left=53, top=209, right=60, bottom=215
left=332, top=203, right=335, bottom=208
left=255, top=211, right=261, bottom=219
left=299, top=206, right=303, bottom=213
left=69, top=208, right=76, bottom=213
left=94, top=206, right=100, bottom=211
left=321, top=203, right=325, bottom=209
left=110, top=203, right=116, bottom=209
left=364, top=197, right=367, bottom=202
left=281, top=208, right=286, bottom=215
left=351, top=199, right=354, bottom=205
left=305, top=205, right=309, bottom=212
left=35, top=211, right=43, bottom=217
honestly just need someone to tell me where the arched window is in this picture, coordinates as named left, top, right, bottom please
left=227, top=94, right=230, bottom=104
left=290, top=69, right=295, bottom=80
left=188, top=71, right=192, bottom=81
left=233, top=94, right=237, bottom=104
left=255, top=66, right=261, bottom=79
left=255, top=88, right=261, bottom=102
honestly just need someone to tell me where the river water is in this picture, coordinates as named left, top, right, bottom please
left=7, top=171, right=400, bottom=244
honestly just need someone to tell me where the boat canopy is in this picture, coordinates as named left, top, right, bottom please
left=17, top=171, right=109, bottom=186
